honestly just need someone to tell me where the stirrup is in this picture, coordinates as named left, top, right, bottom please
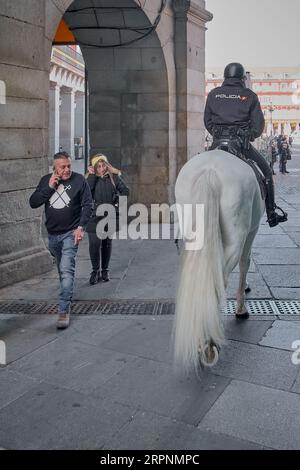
left=267, top=206, right=288, bottom=227
left=275, top=205, right=288, bottom=219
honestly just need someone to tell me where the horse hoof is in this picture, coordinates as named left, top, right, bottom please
left=235, top=311, right=249, bottom=320
left=245, top=284, right=251, bottom=293
left=200, top=342, right=220, bottom=367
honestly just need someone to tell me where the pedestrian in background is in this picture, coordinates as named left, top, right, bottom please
left=86, top=154, right=129, bottom=285
left=270, top=139, right=278, bottom=175
left=257, top=133, right=273, bottom=171
left=277, top=134, right=284, bottom=155
left=29, top=152, right=93, bottom=329
left=279, top=137, right=291, bottom=174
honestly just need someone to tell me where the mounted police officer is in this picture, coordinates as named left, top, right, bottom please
left=204, top=62, right=287, bottom=227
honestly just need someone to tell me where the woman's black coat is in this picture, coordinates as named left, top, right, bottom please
left=86, top=173, right=129, bottom=233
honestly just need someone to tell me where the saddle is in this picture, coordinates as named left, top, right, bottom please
left=210, top=136, right=266, bottom=200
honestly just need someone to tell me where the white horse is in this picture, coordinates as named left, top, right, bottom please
left=173, top=149, right=265, bottom=372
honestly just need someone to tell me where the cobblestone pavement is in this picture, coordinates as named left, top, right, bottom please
left=0, top=147, right=300, bottom=450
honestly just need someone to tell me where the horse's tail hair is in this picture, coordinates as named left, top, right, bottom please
left=173, top=169, right=226, bottom=373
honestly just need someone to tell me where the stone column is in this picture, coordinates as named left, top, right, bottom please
left=59, top=88, right=75, bottom=157
left=0, top=1, right=53, bottom=287
left=172, top=0, right=213, bottom=172
left=49, top=82, right=60, bottom=159
left=74, top=91, right=85, bottom=145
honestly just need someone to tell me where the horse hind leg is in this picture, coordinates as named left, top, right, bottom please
left=236, top=229, right=258, bottom=317
left=236, top=256, right=251, bottom=317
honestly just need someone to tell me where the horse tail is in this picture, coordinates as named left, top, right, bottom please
left=173, top=169, right=226, bottom=373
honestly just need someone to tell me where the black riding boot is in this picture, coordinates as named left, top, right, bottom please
left=244, top=145, right=288, bottom=228
left=265, top=179, right=288, bottom=227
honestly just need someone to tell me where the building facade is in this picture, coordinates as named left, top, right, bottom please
left=206, top=67, right=300, bottom=136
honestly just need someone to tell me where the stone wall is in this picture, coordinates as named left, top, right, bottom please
left=0, top=0, right=53, bottom=287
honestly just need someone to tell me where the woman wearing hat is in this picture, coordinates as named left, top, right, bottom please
left=86, top=154, right=129, bottom=284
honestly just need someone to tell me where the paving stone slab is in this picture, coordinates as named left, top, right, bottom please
left=0, top=382, right=135, bottom=450
left=226, top=273, right=271, bottom=299
left=99, top=317, right=173, bottom=363
left=0, top=369, right=40, bottom=410
left=270, top=287, right=300, bottom=300
left=112, top=277, right=177, bottom=300
left=287, top=232, right=300, bottom=246
left=66, top=317, right=138, bottom=347
left=258, top=265, right=300, bottom=287
left=252, top=248, right=300, bottom=265
left=224, top=318, right=274, bottom=344
left=10, top=338, right=135, bottom=395
left=0, top=277, right=59, bottom=301
left=253, top=234, right=296, bottom=248
left=0, top=317, right=59, bottom=364
left=283, top=225, right=300, bottom=233
left=93, top=357, right=231, bottom=426
left=281, top=218, right=300, bottom=226
left=257, top=225, right=284, bottom=235
left=0, top=313, right=67, bottom=332
left=73, top=279, right=120, bottom=300
left=291, top=371, right=300, bottom=394
left=75, top=258, right=131, bottom=280
left=104, top=410, right=266, bottom=450
left=259, top=320, right=300, bottom=351
left=198, top=380, right=300, bottom=450
left=211, top=340, right=298, bottom=391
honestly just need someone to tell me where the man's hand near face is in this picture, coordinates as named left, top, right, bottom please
left=49, top=172, right=60, bottom=189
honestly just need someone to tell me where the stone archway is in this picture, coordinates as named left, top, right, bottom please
left=64, top=0, right=171, bottom=206
left=0, top=0, right=212, bottom=287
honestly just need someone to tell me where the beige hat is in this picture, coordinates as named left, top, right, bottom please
left=91, top=154, right=108, bottom=167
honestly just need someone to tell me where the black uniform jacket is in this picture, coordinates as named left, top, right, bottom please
left=204, top=77, right=265, bottom=140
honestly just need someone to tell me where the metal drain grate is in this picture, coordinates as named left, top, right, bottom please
left=273, top=300, right=300, bottom=316
left=0, top=302, right=46, bottom=315
left=70, top=302, right=101, bottom=315
left=156, top=302, right=175, bottom=315
left=101, top=302, right=157, bottom=315
left=224, top=300, right=275, bottom=316
left=0, top=300, right=299, bottom=316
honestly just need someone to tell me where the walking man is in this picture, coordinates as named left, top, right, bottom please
left=29, top=152, right=93, bottom=329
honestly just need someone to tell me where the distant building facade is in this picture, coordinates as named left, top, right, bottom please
left=206, top=67, right=300, bottom=136
left=49, top=45, right=85, bottom=160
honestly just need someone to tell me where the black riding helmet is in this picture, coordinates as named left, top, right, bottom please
left=224, top=62, right=246, bottom=79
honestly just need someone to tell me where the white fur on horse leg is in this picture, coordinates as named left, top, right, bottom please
left=201, top=342, right=219, bottom=367
left=236, top=302, right=248, bottom=315
left=236, top=296, right=247, bottom=314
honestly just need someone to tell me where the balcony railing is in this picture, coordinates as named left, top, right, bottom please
left=51, top=46, right=85, bottom=74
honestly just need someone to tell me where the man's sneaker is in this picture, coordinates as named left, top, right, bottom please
left=101, top=269, right=110, bottom=282
left=56, top=311, right=70, bottom=329
left=89, top=270, right=100, bottom=285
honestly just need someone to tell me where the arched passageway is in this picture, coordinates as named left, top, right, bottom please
left=0, top=0, right=212, bottom=287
